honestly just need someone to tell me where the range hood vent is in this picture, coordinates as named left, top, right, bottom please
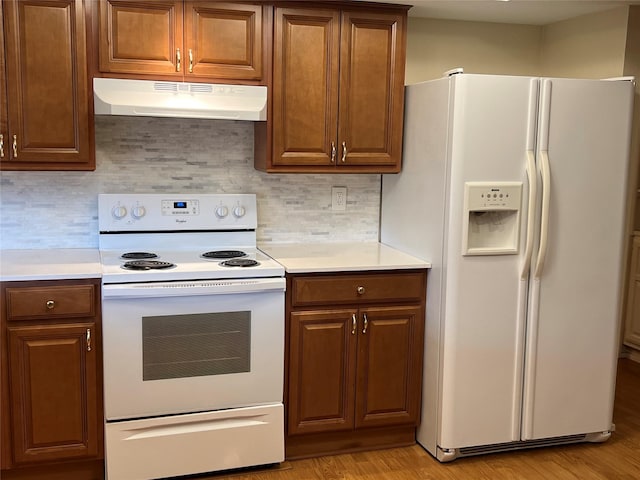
left=93, top=78, right=267, bottom=121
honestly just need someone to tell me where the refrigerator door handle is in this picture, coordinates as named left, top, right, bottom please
left=533, top=150, right=551, bottom=279
left=533, top=79, right=552, bottom=279
left=520, top=150, right=537, bottom=280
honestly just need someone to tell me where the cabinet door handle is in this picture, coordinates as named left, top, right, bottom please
left=176, top=48, right=181, bottom=72
left=12, top=134, right=17, bottom=158
left=362, top=313, right=368, bottom=334
left=351, top=313, right=357, bottom=335
left=331, top=141, right=336, bottom=163
left=189, top=49, right=193, bottom=73
left=0, top=134, right=4, bottom=157
left=46, top=300, right=55, bottom=310
left=86, top=328, right=92, bottom=352
left=341, top=141, right=347, bottom=162
left=357, top=285, right=365, bottom=295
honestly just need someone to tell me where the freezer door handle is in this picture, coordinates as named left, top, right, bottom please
left=520, top=150, right=537, bottom=279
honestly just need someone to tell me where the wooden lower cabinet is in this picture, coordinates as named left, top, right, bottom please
left=1, top=279, right=104, bottom=480
left=285, top=271, right=426, bottom=458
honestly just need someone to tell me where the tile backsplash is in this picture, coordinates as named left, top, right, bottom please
left=0, top=117, right=381, bottom=250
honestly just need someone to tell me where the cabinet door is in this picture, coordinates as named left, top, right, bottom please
left=338, top=11, right=405, bottom=171
left=99, top=0, right=183, bottom=75
left=355, top=305, right=423, bottom=428
left=184, top=2, right=264, bottom=81
left=2, top=0, right=92, bottom=170
left=288, top=309, right=356, bottom=435
left=7, top=323, right=99, bottom=465
left=272, top=8, right=340, bottom=167
left=0, top=4, right=7, bottom=160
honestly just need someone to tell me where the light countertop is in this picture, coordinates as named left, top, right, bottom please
left=259, top=242, right=431, bottom=273
left=0, top=249, right=102, bottom=282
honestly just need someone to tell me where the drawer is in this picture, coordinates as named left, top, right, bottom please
left=6, top=285, right=96, bottom=320
left=290, top=271, right=426, bottom=307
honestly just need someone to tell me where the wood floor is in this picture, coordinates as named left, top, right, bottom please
left=204, top=359, right=640, bottom=480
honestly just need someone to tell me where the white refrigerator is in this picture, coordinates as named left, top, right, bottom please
left=380, top=73, right=635, bottom=461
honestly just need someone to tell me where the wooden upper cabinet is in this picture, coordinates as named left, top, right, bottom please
left=262, top=4, right=407, bottom=173
left=338, top=11, right=405, bottom=168
left=272, top=8, right=340, bottom=167
left=98, top=0, right=267, bottom=83
left=186, top=2, right=264, bottom=80
left=1, top=0, right=94, bottom=171
left=99, top=0, right=183, bottom=76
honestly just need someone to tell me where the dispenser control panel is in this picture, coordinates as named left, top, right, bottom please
left=465, top=183, right=522, bottom=211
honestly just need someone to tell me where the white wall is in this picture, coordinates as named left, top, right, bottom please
left=405, top=17, right=542, bottom=83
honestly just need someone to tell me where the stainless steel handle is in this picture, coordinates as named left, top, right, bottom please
left=362, top=313, right=368, bottom=334
left=0, top=134, right=4, bottom=157
left=341, top=141, right=347, bottom=162
left=12, top=134, right=17, bottom=158
left=189, top=49, right=193, bottom=73
left=46, top=300, right=55, bottom=310
left=331, top=142, right=336, bottom=163
left=351, top=313, right=357, bottom=335
left=176, top=48, right=181, bottom=72
left=86, top=328, right=92, bottom=352
left=357, top=286, right=365, bottom=295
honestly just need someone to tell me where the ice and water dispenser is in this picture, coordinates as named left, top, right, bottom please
left=462, top=182, right=522, bottom=256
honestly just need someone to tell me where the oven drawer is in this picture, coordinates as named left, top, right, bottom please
left=290, top=271, right=426, bottom=307
left=6, top=285, right=96, bottom=321
left=105, top=404, right=284, bottom=480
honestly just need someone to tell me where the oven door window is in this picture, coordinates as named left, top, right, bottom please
left=142, top=312, right=250, bottom=381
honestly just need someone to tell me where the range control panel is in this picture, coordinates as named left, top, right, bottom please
left=98, top=194, right=257, bottom=232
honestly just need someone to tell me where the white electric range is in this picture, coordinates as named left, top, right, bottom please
left=98, top=193, right=285, bottom=480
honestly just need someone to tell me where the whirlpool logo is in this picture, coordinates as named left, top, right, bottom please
left=175, top=219, right=188, bottom=224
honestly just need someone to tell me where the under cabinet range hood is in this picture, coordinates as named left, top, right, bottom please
left=93, top=78, right=267, bottom=121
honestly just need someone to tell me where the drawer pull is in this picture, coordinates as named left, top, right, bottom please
left=46, top=300, right=55, bottom=310
left=362, top=313, right=369, bottom=334
left=86, top=328, right=92, bottom=352
left=357, top=286, right=365, bottom=295
left=351, top=313, right=357, bottom=335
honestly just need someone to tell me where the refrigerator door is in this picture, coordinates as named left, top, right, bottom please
left=522, top=78, right=634, bottom=440
left=438, top=74, right=539, bottom=449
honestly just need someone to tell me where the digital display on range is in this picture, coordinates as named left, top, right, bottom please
left=174, top=201, right=187, bottom=209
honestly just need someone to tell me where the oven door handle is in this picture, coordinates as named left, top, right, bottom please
left=102, top=277, right=286, bottom=298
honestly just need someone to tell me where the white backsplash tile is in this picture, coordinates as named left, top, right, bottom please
left=0, top=117, right=381, bottom=249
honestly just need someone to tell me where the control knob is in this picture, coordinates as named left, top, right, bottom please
left=233, top=206, right=246, bottom=218
left=131, top=205, right=146, bottom=219
left=215, top=206, right=229, bottom=218
left=111, top=205, right=127, bottom=219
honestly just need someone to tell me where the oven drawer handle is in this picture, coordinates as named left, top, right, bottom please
left=102, top=277, right=286, bottom=298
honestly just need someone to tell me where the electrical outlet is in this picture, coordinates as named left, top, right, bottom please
left=331, top=186, right=347, bottom=211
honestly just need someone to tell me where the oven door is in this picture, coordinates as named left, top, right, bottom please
left=101, top=277, right=285, bottom=421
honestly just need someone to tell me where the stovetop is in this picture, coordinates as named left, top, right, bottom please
left=98, top=193, right=284, bottom=284
left=100, top=247, right=284, bottom=283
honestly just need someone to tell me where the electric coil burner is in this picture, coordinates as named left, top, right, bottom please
left=122, top=260, right=175, bottom=270
left=221, top=258, right=260, bottom=267
left=121, top=252, right=158, bottom=259
left=202, top=250, right=247, bottom=259
left=98, top=193, right=285, bottom=480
